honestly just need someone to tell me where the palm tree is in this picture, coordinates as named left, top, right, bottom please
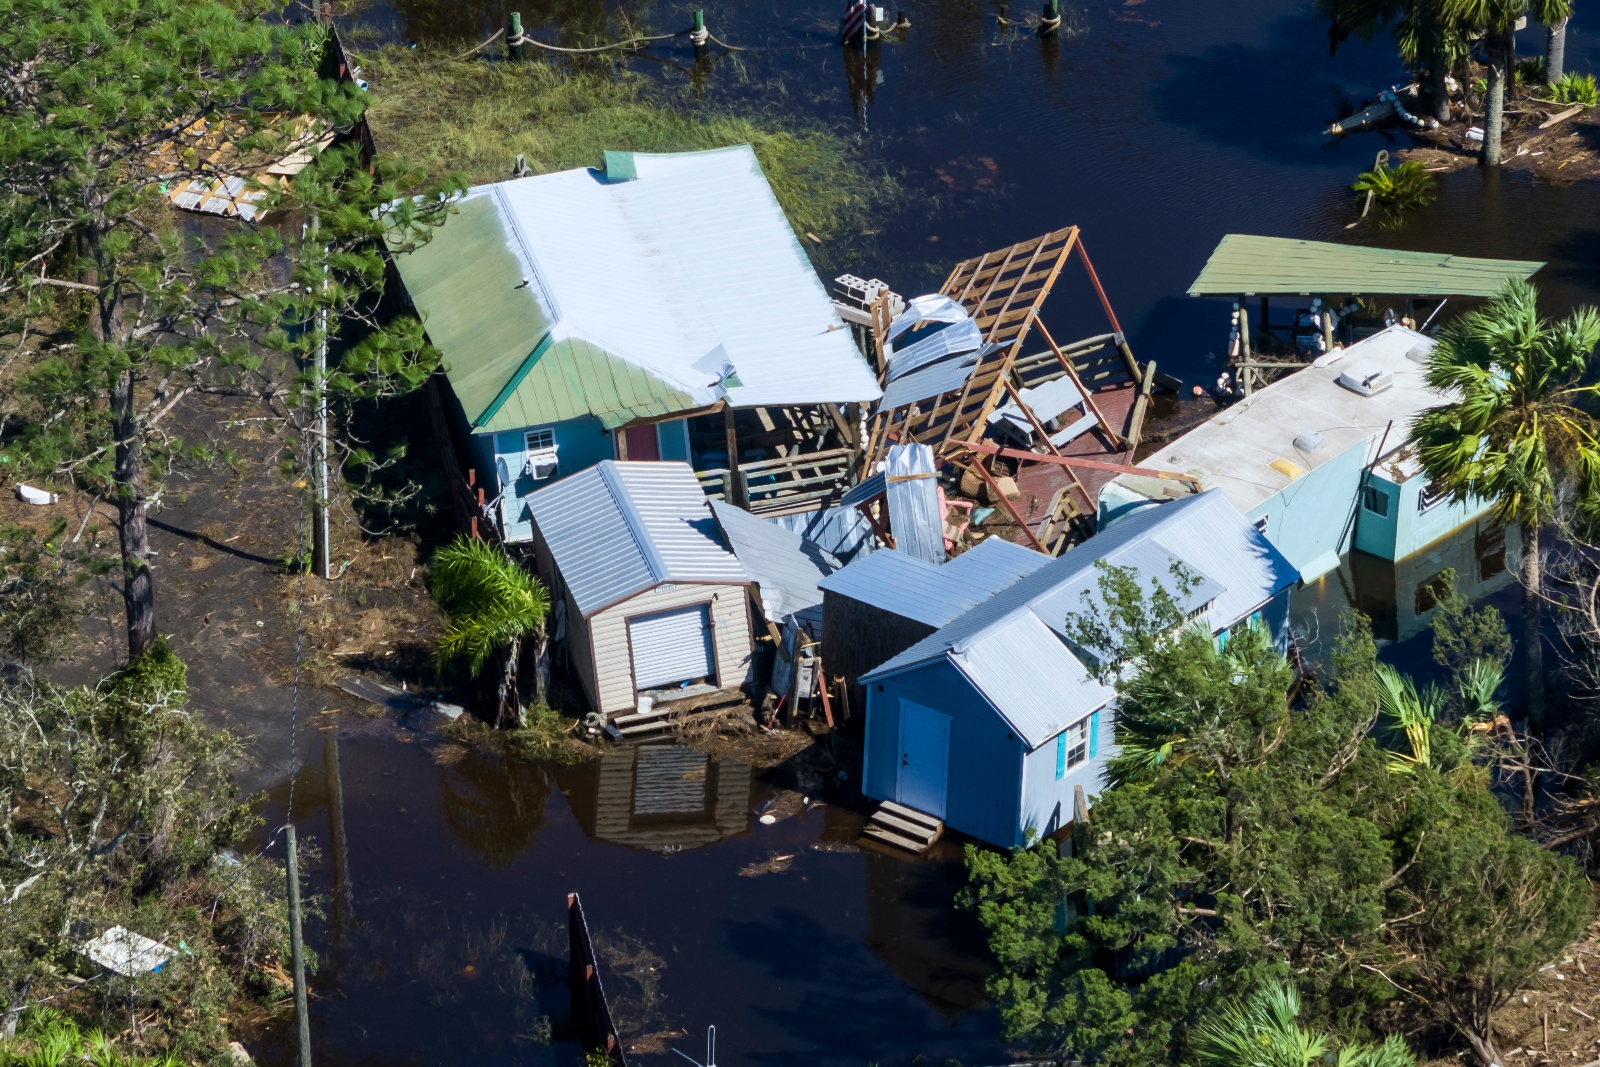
left=1192, top=981, right=1414, bottom=1067
left=429, top=536, right=551, bottom=726
left=1410, top=279, right=1600, bottom=733
left=1376, top=662, right=1443, bottom=773
left=1530, top=0, right=1574, bottom=83
left=1444, top=0, right=1532, bottom=164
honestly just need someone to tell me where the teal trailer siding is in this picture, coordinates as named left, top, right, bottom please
left=863, top=660, right=1029, bottom=847
left=490, top=416, right=613, bottom=542
left=1243, top=442, right=1367, bottom=580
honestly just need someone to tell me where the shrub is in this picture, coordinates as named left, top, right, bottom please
left=1548, top=72, right=1598, bottom=105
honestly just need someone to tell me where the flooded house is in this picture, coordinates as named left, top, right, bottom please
left=1099, top=325, right=1495, bottom=582
left=387, top=145, right=882, bottom=533
left=855, top=490, right=1298, bottom=851
left=522, top=460, right=837, bottom=716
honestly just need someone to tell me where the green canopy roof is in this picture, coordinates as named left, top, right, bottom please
left=1187, top=234, right=1543, bottom=298
left=389, top=196, right=695, bottom=433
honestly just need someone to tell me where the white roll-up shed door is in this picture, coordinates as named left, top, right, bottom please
left=628, top=605, right=714, bottom=690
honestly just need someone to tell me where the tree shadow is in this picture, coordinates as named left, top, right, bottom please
left=1153, top=11, right=1414, bottom=166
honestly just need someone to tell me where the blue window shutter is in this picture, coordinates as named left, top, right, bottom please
left=1056, top=733, right=1066, bottom=779
left=1089, top=712, right=1100, bottom=759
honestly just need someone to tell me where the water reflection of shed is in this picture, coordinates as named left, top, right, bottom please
left=561, top=746, right=753, bottom=853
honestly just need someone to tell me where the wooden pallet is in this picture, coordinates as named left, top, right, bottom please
left=861, top=800, right=944, bottom=854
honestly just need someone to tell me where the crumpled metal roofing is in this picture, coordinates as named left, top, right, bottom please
left=879, top=350, right=983, bottom=410
left=525, top=461, right=747, bottom=617
left=395, top=146, right=882, bottom=435
left=862, top=491, right=1300, bottom=744
left=818, top=535, right=1048, bottom=628
left=708, top=499, right=840, bottom=624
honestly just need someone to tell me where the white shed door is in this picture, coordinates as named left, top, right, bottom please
left=629, top=606, right=714, bottom=690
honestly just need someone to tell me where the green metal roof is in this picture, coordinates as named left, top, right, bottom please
left=1187, top=234, right=1543, bottom=298
left=390, top=196, right=696, bottom=433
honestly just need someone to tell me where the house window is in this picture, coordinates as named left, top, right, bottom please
left=1056, top=717, right=1090, bottom=779
left=1253, top=515, right=1269, bottom=535
left=523, top=427, right=559, bottom=481
left=1362, top=484, right=1390, bottom=517
left=1418, top=480, right=1447, bottom=513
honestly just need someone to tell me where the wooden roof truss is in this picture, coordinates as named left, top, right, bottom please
left=865, top=227, right=1139, bottom=469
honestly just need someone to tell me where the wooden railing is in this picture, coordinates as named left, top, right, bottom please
left=697, top=447, right=856, bottom=516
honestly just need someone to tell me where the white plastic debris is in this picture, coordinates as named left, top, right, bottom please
left=759, top=814, right=777, bottom=825
left=15, top=483, right=57, bottom=506
left=81, top=926, right=175, bottom=976
left=1467, top=126, right=1485, bottom=142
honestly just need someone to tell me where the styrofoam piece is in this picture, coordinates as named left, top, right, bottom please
left=81, top=926, right=175, bottom=976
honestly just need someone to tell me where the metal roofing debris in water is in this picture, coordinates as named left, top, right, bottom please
left=1187, top=234, right=1543, bottom=298
left=524, top=461, right=747, bottom=617
left=862, top=491, right=1298, bottom=747
left=391, top=146, right=882, bottom=434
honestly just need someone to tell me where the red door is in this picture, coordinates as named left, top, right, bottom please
left=619, top=425, right=660, bottom=461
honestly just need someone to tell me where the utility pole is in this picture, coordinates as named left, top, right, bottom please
left=286, top=824, right=312, bottom=1067
left=309, top=214, right=331, bottom=579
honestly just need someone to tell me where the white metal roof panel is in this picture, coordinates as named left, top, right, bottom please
left=862, top=491, right=1297, bottom=683
left=527, top=461, right=746, bottom=616
left=1109, top=326, right=1441, bottom=514
left=709, top=499, right=841, bottom=623
left=950, top=609, right=1115, bottom=749
left=879, top=351, right=981, bottom=411
left=488, top=146, right=882, bottom=409
left=818, top=532, right=1047, bottom=627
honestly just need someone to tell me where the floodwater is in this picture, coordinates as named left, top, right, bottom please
left=258, top=0, right=1600, bottom=1064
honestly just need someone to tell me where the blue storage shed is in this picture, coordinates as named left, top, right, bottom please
left=858, top=490, right=1300, bottom=849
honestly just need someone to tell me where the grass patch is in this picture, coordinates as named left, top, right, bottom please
left=358, top=49, right=894, bottom=242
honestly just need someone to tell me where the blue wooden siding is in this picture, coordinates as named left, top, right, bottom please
left=489, top=416, right=614, bottom=542
left=1019, top=712, right=1113, bottom=846
left=863, top=660, right=1025, bottom=847
left=657, top=419, right=690, bottom=462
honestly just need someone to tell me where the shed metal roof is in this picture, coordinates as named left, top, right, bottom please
left=949, top=609, right=1115, bottom=748
left=709, top=499, right=840, bottom=624
left=862, top=491, right=1299, bottom=746
left=1187, top=234, right=1543, bottom=298
left=393, top=146, right=881, bottom=434
left=525, top=461, right=747, bottom=617
left=818, top=535, right=1048, bottom=628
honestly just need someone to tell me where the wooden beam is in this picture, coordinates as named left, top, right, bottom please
left=966, top=456, right=1045, bottom=552
left=956, top=439, right=1202, bottom=488
left=1126, top=359, right=1157, bottom=454
left=724, top=405, right=746, bottom=509
left=1035, top=320, right=1124, bottom=450
left=1002, top=379, right=1094, bottom=514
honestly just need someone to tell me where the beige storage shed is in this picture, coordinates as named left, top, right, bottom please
left=524, top=461, right=755, bottom=716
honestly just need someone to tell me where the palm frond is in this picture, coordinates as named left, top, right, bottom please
left=1376, top=662, right=1441, bottom=773
left=428, top=536, right=550, bottom=676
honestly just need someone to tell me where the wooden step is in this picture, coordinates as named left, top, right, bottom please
left=612, top=708, right=673, bottom=727
left=877, top=800, right=942, bottom=831
left=869, top=811, right=939, bottom=843
left=862, top=825, right=933, bottom=854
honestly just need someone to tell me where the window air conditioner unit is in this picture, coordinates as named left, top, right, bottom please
left=524, top=448, right=559, bottom=480
left=1336, top=362, right=1393, bottom=397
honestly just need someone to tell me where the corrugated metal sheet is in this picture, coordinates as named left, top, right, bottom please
left=879, top=351, right=981, bottom=410
left=887, top=317, right=983, bottom=380
left=1188, top=234, right=1542, bottom=298
left=818, top=534, right=1046, bottom=628
left=863, top=491, right=1298, bottom=688
left=526, top=461, right=747, bottom=617
left=942, top=536, right=1052, bottom=590
left=770, top=504, right=879, bottom=563
left=950, top=610, right=1115, bottom=749
left=885, top=444, right=944, bottom=565
left=709, top=499, right=841, bottom=624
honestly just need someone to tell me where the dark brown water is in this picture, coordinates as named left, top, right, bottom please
left=261, top=3, right=1600, bottom=1064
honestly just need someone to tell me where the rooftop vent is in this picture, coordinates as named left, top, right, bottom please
left=1406, top=344, right=1432, bottom=364
left=1337, top=361, right=1394, bottom=397
left=601, top=150, right=637, bottom=182
left=1293, top=429, right=1325, bottom=454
